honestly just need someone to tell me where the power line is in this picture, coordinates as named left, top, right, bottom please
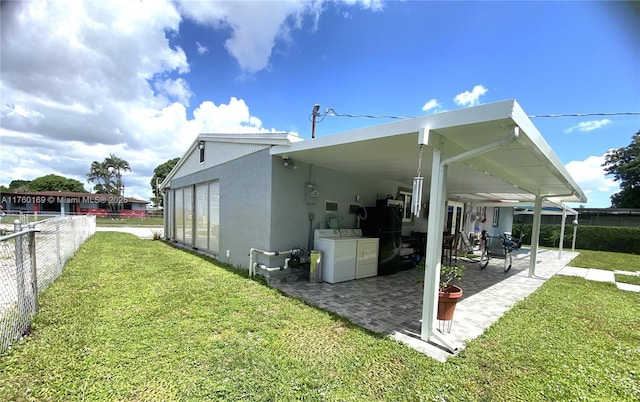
left=324, top=108, right=415, bottom=120
left=528, top=112, right=640, bottom=118
left=310, top=106, right=640, bottom=123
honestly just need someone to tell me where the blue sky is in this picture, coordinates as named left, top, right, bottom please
left=1, top=0, right=638, bottom=207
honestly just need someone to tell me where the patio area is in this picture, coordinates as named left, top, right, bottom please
left=271, top=248, right=578, bottom=362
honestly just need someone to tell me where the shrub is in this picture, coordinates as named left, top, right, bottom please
left=517, top=224, right=640, bottom=255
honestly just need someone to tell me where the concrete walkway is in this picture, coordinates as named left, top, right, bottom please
left=558, top=266, right=640, bottom=293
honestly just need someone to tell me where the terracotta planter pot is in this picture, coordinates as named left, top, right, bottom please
left=437, top=284, right=463, bottom=321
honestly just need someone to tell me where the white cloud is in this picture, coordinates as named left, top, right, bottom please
left=0, top=0, right=378, bottom=200
left=421, top=99, right=441, bottom=112
left=196, top=41, right=209, bottom=55
left=563, top=119, right=611, bottom=134
left=154, top=78, right=193, bottom=107
left=454, top=85, right=488, bottom=107
left=565, top=154, right=619, bottom=207
left=193, top=97, right=276, bottom=134
left=0, top=1, right=287, bottom=200
left=178, top=0, right=383, bottom=74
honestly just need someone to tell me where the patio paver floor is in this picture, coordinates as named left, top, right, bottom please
left=271, top=248, right=579, bottom=361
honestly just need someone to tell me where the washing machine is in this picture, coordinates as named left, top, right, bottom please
left=313, top=229, right=357, bottom=283
left=340, top=229, right=379, bottom=279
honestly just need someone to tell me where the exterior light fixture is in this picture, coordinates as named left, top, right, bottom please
left=283, top=157, right=297, bottom=169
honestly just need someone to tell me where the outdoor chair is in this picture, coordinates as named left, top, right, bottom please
left=442, top=232, right=461, bottom=266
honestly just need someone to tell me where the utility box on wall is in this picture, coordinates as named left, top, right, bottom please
left=305, top=183, right=319, bottom=204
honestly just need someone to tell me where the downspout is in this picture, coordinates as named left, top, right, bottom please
left=421, top=126, right=520, bottom=353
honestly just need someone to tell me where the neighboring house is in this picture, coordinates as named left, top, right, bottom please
left=160, top=99, right=586, bottom=350
left=0, top=191, right=149, bottom=218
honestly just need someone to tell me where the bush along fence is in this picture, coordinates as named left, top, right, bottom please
left=514, top=224, right=640, bottom=255
left=0, top=215, right=96, bottom=354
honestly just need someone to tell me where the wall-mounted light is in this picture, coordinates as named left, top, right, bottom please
left=198, top=141, right=205, bottom=163
left=282, top=157, right=297, bottom=169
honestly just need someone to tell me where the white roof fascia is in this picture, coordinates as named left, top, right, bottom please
left=160, top=132, right=300, bottom=189
left=510, top=201, right=579, bottom=216
left=510, top=102, right=587, bottom=203
left=271, top=100, right=517, bottom=156
left=198, top=132, right=300, bottom=146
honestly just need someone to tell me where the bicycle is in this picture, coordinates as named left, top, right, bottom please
left=479, top=230, right=523, bottom=272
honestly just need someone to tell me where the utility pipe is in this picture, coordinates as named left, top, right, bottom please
left=249, top=248, right=294, bottom=276
left=254, top=263, right=286, bottom=272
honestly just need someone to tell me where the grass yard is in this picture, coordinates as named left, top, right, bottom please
left=0, top=233, right=638, bottom=401
left=615, top=273, right=640, bottom=286
left=568, top=249, right=640, bottom=273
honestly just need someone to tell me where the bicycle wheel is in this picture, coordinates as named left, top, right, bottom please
left=504, top=250, right=512, bottom=272
left=480, top=249, right=489, bottom=269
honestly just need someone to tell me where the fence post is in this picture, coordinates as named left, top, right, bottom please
left=13, top=220, right=27, bottom=329
left=28, top=223, right=38, bottom=314
left=56, top=218, right=62, bottom=275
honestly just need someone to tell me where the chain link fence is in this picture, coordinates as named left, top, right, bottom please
left=0, top=215, right=96, bottom=354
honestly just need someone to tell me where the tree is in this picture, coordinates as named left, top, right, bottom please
left=8, top=180, right=31, bottom=192
left=86, top=154, right=131, bottom=218
left=104, top=154, right=131, bottom=198
left=150, top=157, right=179, bottom=207
left=87, top=160, right=110, bottom=194
left=29, top=174, right=87, bottom=192
left=86, top=154, right=131, bottom=196
left=602, top=130, right=640, bottom=208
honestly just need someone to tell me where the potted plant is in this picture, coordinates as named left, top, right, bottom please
left=437, top=263, right=464, bottom=322
left=417, top=259, right=465, bottom=322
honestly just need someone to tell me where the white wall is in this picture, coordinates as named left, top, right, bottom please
left=464, top=205, right=514, bottom=239
left=269, top=158, right=400, bottom=253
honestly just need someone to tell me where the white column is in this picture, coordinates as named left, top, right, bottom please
left=572, top=215, right=578, bottom=252
left=558, top=205, right=567, bottom=259
left=421, top=138, right=444, bottom=341
left=529, top=195, right=543, bottom=277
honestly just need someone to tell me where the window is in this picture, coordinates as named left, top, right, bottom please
left=398, top=190, right=412, bottom=222
left=493, top=208, right=500, bottom=227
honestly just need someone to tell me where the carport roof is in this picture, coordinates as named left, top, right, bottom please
left=271, top=99, right=587, bottom=204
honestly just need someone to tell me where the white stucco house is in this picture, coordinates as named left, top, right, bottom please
left=160, top=99, right=586, bottom=350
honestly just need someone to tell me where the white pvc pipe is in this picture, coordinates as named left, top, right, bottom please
left=249, top=248, right=294, bottom=276
left=255, top=263, right=285, bottom=272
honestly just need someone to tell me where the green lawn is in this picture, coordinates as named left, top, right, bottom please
left=1, top=233, right=638, bottom=401
left=615, top=273, right=640, bottom=286
left=568, top=249, right=640, bottom=273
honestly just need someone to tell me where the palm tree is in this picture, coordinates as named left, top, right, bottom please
left=87, top=160, right=111, bottom=194
left=87, top=155, right=131, bottom=218
left=105, top=154, right=131, bottom=197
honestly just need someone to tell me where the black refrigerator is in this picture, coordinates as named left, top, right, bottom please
left=360, top=199, right=403, bottom=275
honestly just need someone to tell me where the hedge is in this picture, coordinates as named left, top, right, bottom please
left=513, top=224, right=640, bottom=255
